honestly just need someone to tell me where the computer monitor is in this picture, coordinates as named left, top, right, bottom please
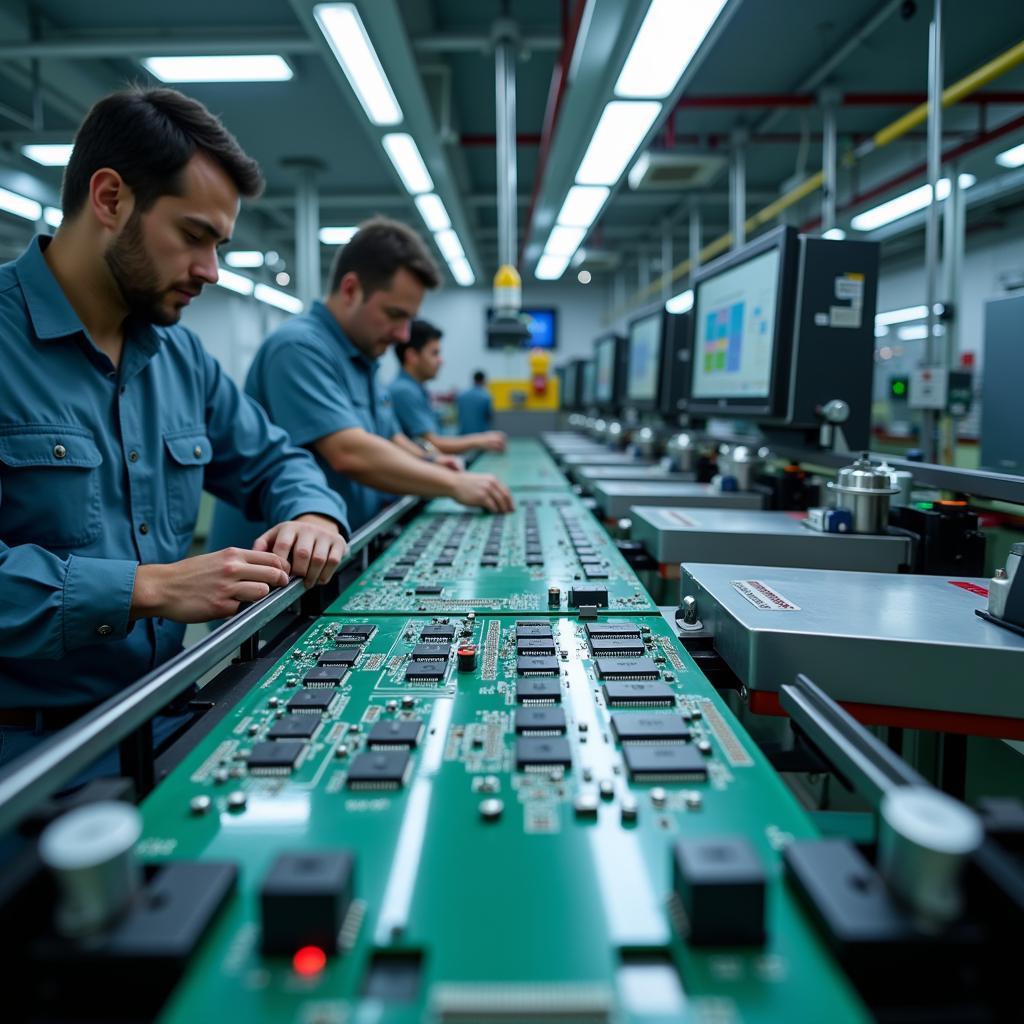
left=580, top=358, right=597, bottom=409
left=658, top=311, right=692, bottom=420
left=687, top=225, right=879, bottom=449
left=560, top=359, right=579, bottom=410
left=593, top=332, right=627, bottom=413
left=624, top=308, right=667, bottom=411
left=486, top=307, right=558, bottom=349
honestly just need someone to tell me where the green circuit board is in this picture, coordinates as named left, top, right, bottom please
left=141, top=613, right=867, bottom=1023
left=470, top=438, right=571, bottom=490
left=328, top=494, right=657, bottom=616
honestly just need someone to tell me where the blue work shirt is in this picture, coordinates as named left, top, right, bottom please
left=389, top=368, right=439, bottom=440
left=0, top=237, right=349, bottom=709
left=457, top=385, right=493, bottom=434
left=208, top=301, right=398, bottom=543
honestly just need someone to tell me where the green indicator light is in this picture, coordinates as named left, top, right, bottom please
left=892, top=381, right=906, bottom=396
left=915, top=501, right=934, bottom=510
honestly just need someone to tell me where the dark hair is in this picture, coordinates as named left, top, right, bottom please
left=473, top=370, right=486, bottom=385
left=328, top=215, right=441, bottom=296
left=396, top=318, right=442, bottom=366
left=62, top=86, right=263, bottom=218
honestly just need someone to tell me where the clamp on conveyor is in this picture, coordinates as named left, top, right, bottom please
left=977, top=542, right=1024, bottom=638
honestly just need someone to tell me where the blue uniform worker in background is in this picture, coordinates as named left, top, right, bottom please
left=0, top=87, right=348, bottom=768
left=458, top=370, right=495, bottom=435
left=208, top=218, right=514, bottom=552
left=390, top=320, right=506, bottom=456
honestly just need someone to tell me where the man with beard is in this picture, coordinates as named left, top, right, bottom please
left=0, top=87, right=349, bottom=767
left=208, top=217, right=514, bottom=550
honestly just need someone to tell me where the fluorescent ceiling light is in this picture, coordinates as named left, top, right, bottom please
left=996, top=142, right=1024, bottom=168
left=535, top=253, right=571, bottom=280
left=319, top=226, right=358, bottom=245
left=874, top=324, right=890, bottom=338
left=576, top=101, right=662, bottom=186
left=142, top=55, right=292, bottom=82
left=0, top=186, right=42, bottom=221
left=897, top=324, right=929, bottom=341
left=851, top=173, right=976, bottom=231
left=224, top=250, right=264, bottom=268
left=313, top=3, right=403, bottom=126
left=254, top=283, right=303, bottom=313
left=414, top=193, right=451, bottom=232
left=448, top=256, right=475, bottom=287
left=556, top=185, right=609, bottom=227
left=216, top=267, right=255, bottom=296
left=382, top=133, right=433, bottom=194
left=875, top=304, right=929, bottom=326
left=544, top=224, right=587, bottom=257
left=43, top=206, right=63, bottom=228
left=822, top=227, right=846, bottom=240
left=666, top=289, right=694, bottom=314
left=434, top=228, right=464, bottom=262
left=21, top=143, right=74, bottom=166
left=615, top=0, right=727, bottom=99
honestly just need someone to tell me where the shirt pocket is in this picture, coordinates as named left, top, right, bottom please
left=0, top=424, right=103, bottom=548
left=163, top=428, right=212, bottom=535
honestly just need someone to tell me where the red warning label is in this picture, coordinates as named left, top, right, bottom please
left=730, top=579, right=801, bottom=611
left=947, top=580, right=989, bottom=598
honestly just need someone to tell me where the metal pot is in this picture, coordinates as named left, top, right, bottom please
left=829, top=454, right=899, bottom=534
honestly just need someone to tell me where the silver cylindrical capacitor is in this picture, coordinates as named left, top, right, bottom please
left=38, top=801, right=143, bottom=937
left=878, top=786, right=983, bottom=928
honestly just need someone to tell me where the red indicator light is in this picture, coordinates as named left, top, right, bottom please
left=293, top=945, right=327, bottom=976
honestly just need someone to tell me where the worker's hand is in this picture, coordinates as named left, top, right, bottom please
left=255, top=514, right=348, bottom=588
left=450, top=472, right=515, bottom=514
left=131, top=548, right=291, bottom=623
left=479, top=431, right=507, bottom=453
left=436, top=454, right=464, bottom=472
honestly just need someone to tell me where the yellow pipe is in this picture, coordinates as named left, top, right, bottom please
left=606, top=36, right=1024, bottom=323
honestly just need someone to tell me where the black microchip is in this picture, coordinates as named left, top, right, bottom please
left=611, top=713, right=690, bottom=744
left=368, top=719, right=423, bottom=748
left=517, top=637, right=556, bottom=657
left=415, top=585, right=443, bottom=595
left=289, top=690, right=337, bottom=713
left=346, top=749, right=411, bottom=789
left=318, top=648, right=359, bottom=667
left=514, top=706, right=567, bottom=735
left=405, top=662, right=446, bottom=683
left=569, top=585, right=609, bottom=608
left=516, top=736, right=572, bottom=771
left=480, top=557, right=498, bottom=567
left=412, top=643, right=451, bottom=662
left=589, top=637, right=646, bottom=658
left=584, top=568, right=609, bottom=580
left=516, top=677, right=562, bottom=703
left=516, top=655, right=559, bottom=676
left=602, top=680, right=675, bottom=708
left=268, top=716, right=321, bottom=741
left=395, top=558, right=416, bottom=568
left=249, top=740, right=305, bottom=773
left=585, top=622, right=642, bottom=639
left=384, top=570, right=406, bottom=582
left=516, top=624, right=553, bottom=639
left=525, top=555, right=544, bottom=567
left=623, top=744, right=707, bottom=782
left=303, top=665, right=348, bottom=687
left=433, top=558, right=453, bottom=568
left=420, top=625, right=456, bottom=641
left=339, top=624, right=375, bottom=643
left=596, top=657, right=660, bottom=681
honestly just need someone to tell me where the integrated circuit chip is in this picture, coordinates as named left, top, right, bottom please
left=248, top=739, right=305, bottom=774
left=288, top=690, right=337, bottom=714
left=588, top=637, right=646, bottom=658
left=368, top=719, right=423, bottom=748
left=303, top=665, right=348, bottom=687
left=595, top=657, right=660, bottom=681
left=516, top=677, right=562, bottom=703
left=268, top=716, right=321, bottom=741
left=515, top=624, right=553, bottom=639
left=516, top=637, right=557, bottom=657
left=602, top=680, right=676, bottom=708
left=318, top=648, right=359, bottom=667
left=420, top=624, right=456, bottom=642
left=569, top=585, right=609, bottom=608
left=346, top=749, right=411, bottom=789
left=514, top=706, right=567, bottom=735
left=411, top=643, right=451, bottom=662
left=405, top=662, right=446, bottom=683
left=415, top=585, right=443, bottom=596
left=623, top=744, right=707, bottom=782
left=338, top=624, right=375, bottom=643
left=516, top=655, right=560, bottom=676
left=515, top=736, right=572, bottom=771
left=611, top=713, right=690, bottom=744
left=584, top=622, right=642, bottom=639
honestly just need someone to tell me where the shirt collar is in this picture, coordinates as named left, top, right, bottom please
left=310, top=300, right=379, bottom=372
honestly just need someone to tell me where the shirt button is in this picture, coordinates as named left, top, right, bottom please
left=129, top=450, right=140, bottom=462
left=96, top=624, right=113, bottom=637
left=53, top=444, right=67, bottom=459
left=139, top=522, right=149, bottom=535
left=193, top=445, right=203, bottom=458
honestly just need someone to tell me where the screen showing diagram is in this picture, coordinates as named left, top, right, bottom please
left=595, top=337, right=615, bottom=403
left=626, top=312, right=662, bottom=402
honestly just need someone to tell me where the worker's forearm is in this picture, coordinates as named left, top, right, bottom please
left=333, top=433, right=456, bottom=497
left=428, top=433, right=477, bottom=455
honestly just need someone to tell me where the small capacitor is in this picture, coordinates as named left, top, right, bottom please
left=457, top=645, right=478, bottom=671
left=548, top=586, right=561, bottom=607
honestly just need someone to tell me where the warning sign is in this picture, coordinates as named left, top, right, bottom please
left=730, top=579, right=801, bottom=611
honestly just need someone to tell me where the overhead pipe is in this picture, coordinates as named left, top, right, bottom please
left=494, top=18, right=519, bottom=274
left=610, top=35, right=1024, bottom=319
left=672, top=90, right=1024, bottom=109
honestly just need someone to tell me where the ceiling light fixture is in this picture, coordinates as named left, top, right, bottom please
left=414, top=193, right=451, bottom=232
left=254, top=283, right=303, bottom=313
left=382, top=133, right=433, bottom=194
left=142, top=55, right=292, bottom=82
left=544, top=225, right=588, bottom=257
left=43, top=206, right=63, bottom=228
left=318, top=226, right=358, bottom=245
left=434, top=228, right=465, bottom=262
left=224, top=251, right=265, bottom=268
left=535, top=253, right=571, bottom=280
left=21, top=143, right=74, bottom=167
left=995, top=142, right=1024, bottom=168
left=0, top=186, right=42, bottom=221
left=216, top=267, right=255, bottom=296
left=448, top=256, right=475, bottom=287
left=665, top=289, right=694, bottom=314
left=556, top=185, right=610, bottom=227
left=822, top=227, right=847, bottom=240
left=850, top=174, right=976, bottom=232
left=576, top=100, right=662, bottom=186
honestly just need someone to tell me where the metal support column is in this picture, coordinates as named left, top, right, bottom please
left=941, top=160, right=965, bottom=462
left=494, top=19, right=518, bottom=271
left=661, top=220, right=673, bottom=301
left=820, top=89, right=839, bottom=232
left=730, top=130, right=747, bottom=249
left=689, top=201, right=702, bottom=273
left=286, top=158, right=323, bottom=308
left=922, top=0, right=944, bottom=462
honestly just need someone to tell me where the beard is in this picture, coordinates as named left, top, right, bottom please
left=104, top=210, right=192, bottom=327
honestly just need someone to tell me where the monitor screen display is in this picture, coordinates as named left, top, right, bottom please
left=691, top=247, right=780, bottom=400
left=626, top=312, right=663, bottom=402
left=594, top=336, right=616, bottom=404
left=581, top=360, right=596, bottom=406
left=561, top=362, right=577, bottom=407
left=486, top=307, right=558, bottom=348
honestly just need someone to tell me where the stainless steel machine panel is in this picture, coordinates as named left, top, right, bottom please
left=593, top=481, right=765, bottom=519
left=632, top=507, right=910, bottom=572
left=572, top=464, right=696, bottom=487
left=679, top=562, right=1024, bottom=719
left=559, top=451, right=654, bottom=469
